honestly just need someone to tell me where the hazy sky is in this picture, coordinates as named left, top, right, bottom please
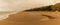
left=0, top=0, right=60, bottom=20
left=0, top=0, right=59, bottom=12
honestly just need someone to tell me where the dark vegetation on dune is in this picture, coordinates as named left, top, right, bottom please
left=23, top=5, right=60, bottom=12
left=23, top=5, right=52, bottom=12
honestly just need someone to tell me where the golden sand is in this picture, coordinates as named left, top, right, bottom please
left=0, top=12, right=60, bottom=25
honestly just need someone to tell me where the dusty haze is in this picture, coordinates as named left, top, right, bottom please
left=0, top=0, right=60, bottom=20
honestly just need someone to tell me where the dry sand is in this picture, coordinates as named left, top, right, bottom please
left=0, top=11, right=60, bottom=25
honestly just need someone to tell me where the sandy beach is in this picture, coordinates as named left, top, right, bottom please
left=0, top=11, right=59, bottom=25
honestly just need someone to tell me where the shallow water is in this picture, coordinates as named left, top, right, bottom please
left=0, top=11, right=15, bottom=20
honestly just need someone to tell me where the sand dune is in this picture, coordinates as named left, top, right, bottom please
left=0, top=12, right=59, bottom=25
